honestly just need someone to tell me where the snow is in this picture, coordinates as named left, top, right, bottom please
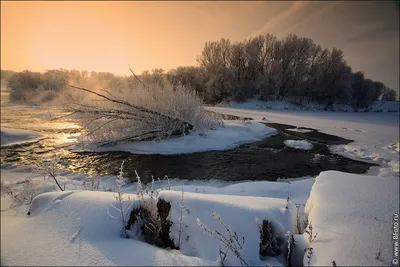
left=0, top=184, right=296, bottom=266
left=304, top=171, right=399, bottom=266
left=1, top=191, right=213, bottom=266
left=0, top=164, right=314, bottom=205
left=0, top=127, right=42, bottom=147
left=286, top=128, right=313, bottom=133
left=1, top=100, right=399, bottom=266
left=217, top=98, right=400, bottom=113
left=207, top=106, right=399, bottom=176
left=0, top=164, right=315, bottom=266
left=168, top=177, right=314, bottom=206
left=284, top=140, right=313, bottom=150
left=75, top=120, right=277, bottom=155
left=160, top=190, right=294, bottom=266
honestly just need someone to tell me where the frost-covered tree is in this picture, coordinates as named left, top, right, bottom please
left=381, top=87, right=397, bottom=101
left=204, top=67, right=235, bottom=103
left=61, top=75, right=221, bottom=146
left=194, top=32, right=389, bottom=107
left=8, top=70, right=41, bottom=101
left=351, top=72, right=383, bottom=110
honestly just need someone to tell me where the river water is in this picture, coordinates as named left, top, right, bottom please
left=0, top=95, right=376, bottom=183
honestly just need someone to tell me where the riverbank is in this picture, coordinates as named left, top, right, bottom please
left=1, top=103, right=398, bottom=266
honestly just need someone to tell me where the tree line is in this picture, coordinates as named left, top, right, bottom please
left=1, top=32, right=397, bottom=108
left=188, top=33, right=397, bottom=108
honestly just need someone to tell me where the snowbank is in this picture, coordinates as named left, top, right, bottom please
left=1, top=191, right=213, bottom=266
left=1, top=189, right=297, bottom=266
left=284, top=140, right=313, bottom=150
left=77, top=120, right=276, bottom=155
left=169, top=177, right=314, bottom=205
left=0, top=128, right=42, bottom=147
left=217, top=98, right=400, bottom=113
left=160, top=190, right=295, bottom=266
left=207, top=106, right=399, bottom=176
left=304, top=171, right=399, bottom=266
left=0, top=163, right=317, bottom=266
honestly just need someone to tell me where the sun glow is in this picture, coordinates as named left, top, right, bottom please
left=1, top=1, right=398, bottom=93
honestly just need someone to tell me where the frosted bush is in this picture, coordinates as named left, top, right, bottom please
left=62, top=79, right=221, bottom=145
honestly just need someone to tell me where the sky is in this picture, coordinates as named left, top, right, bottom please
left=1, top=1, right=399, bottom=92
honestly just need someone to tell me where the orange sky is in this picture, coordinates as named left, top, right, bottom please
left=1, top=1, right=399, bottom=92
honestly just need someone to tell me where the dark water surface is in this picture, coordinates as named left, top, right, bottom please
left=1, top=111, right=377, bottom=183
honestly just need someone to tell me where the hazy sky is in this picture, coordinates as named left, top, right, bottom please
left=1, top=1, right=399, bottom=92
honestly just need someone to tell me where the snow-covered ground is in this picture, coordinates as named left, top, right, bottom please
left=207, top=106, right=399, bottom=177
left=3, top=166, right=397, bottom=266
left=74, top=120, right=276, bottom=155
left=304, top=171, right=399, bottom=266
left=1, top=102, right=399, bottom=266
left=0, top=127, right=42, bottom=147
left=217, top=98, right=400, bottom=113
left=1, top=190, right=214, bottom=266
left=1, top=164, right=313, bottom=266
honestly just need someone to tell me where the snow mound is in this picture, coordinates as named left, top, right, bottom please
left=304, top=171, right=399, bottom=266
left=169, top=177, right=314, bottom=206
left=1, top=128, right=42, bottom=147
left=78, top=120, right=277, bottom=155
left=1, top=191, right=214, bottom=266
left=284, top=140, right=313, bottom=150
left=1, top=188, right=299, bottom=266
left=159, top=190, right=295, bottom=266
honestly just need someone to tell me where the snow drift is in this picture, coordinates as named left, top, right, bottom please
left=2, top=187, right=300, bottom=266
left=304, top=171, right=399, bottom=266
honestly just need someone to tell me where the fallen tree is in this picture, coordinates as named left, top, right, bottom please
left=60, top=76, right=221, bottom=146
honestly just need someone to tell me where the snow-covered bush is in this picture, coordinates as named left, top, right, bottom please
left=82, top=176, right=100, bottom=191
left=123, top=170, right=176, bottom=248
left=197, top=212, right=248, bottom=266
left=303, top=221, right=318, bottom=267
left=108, top=161, right=135, bottom=237
left=1, top=179, right=43, bottom=206
left=62, top=78, right=221, bottom=146
left=177, top=185, right=188, bottom=248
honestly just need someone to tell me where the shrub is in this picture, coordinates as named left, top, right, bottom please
left=197, top=212, right=248, bottom=266
left=62, top=78, right=221, bottom=146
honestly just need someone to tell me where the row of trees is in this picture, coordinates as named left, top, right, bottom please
left=194, top=33, right=397, bottom=108
left=4, top=69, right=117, bottom=102
left=2, top=32, right=397, bottom=108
